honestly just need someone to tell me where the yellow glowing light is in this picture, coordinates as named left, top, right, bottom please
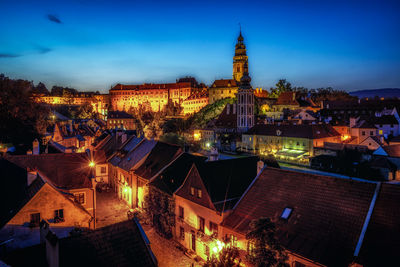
left=193, top=133, right=201, bottom=141
left=123, top=187, right=128, bottom=193
left=212, top=247, right=218, bottom=253
left=341, top=134, right=351, bottom=141
left=206, top=142, right=210, bottom=148
left=89, top=161, right=95, bottom=167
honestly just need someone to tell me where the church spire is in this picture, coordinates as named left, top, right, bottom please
left=233, top=28, right=248, bottom=82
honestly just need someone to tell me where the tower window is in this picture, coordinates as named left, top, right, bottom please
left=237, top=66, right=240, bottom=72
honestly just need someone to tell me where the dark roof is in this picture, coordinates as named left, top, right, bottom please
left=357, top=183, right=400, bottom=266
left=246, top=124, right=340, bottom=139
left=5, top=153, right=98, bottom=189
left=134, top=142, right=182, bottom=180
left=370, top=157, right=397, bottom=170
left=211, top=79, right=238, bottom=88
left=2, top=220, right=157, bottom=267
left=110, top=139, right=156, bottom=171
left=353, top=119, right=377, bottom=129
left=372, top=115, right=399, bottom=125
left=59, top=220, right=156, bottom=267
left=107, top=111, right=134, bottom=119
left=196, top=157, right=258, bottom=211
left=150, top=153, right=207, bottom=195
left=215, top=104, right=237, bottom=129
left=222, top=167, right=377, bottom=266
left=0, top=158, right=42, bottom=228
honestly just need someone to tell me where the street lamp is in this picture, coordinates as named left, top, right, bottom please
left=89, top=161, right=95, bottom=168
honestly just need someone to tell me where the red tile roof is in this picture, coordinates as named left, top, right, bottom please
left=382, top=145, right=400, bottom=157
left=215, top=104, right=237, bottom=129
left=110, top=81, right=194, bottom=91
left=221, top=167, right=377, bottom=266
left=357, top=183, right=400, bottom=266
left=211, top=79, right=238, bottom=88
left=275, top=92, right=298, bottom=106
left=5, top=153, right=99, bottom=189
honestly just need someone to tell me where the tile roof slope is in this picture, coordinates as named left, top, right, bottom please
left=353, top=119, right=377, bottom=129
left=357, top=183, right=400, bottom=266
left=221, top=167, right=377, bottom=266
left=275, top=92, right=299, bottom=106
left=196, top=157, right=258, bottom=211
left=112, top=139, right=157, bottom=171
left=5, top=153, right=94, bottom=189
left=382, top=144, right=400, bottom=157
left=134, top=142, right=183, bottom=180
left=108, top=111, right=134, bottom=119
left=246, top=124, right=340, bottom=139
left=59, top=220, right=156, bottom=267
left=211, top=79, right=238, bottom=88
left=150, top=153, right=208, bottom=195
left=215, top=104, right=237, bottom=129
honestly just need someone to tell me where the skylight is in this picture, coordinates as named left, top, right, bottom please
left=281, top=207, right=292, bottom=220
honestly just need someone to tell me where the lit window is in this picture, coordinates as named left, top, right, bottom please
left=198, top=216, right=205, bottom=232
left=190, top=187, right=195, bottom=196
left=54, top=209, right=64, bottom=223
left=281, top=207, right=292, bottom=220
left=197, top=189, right=202, bottom=198
left=179, top=206, right=184, bottom=219
left=74, top=193, right=85, bottom=205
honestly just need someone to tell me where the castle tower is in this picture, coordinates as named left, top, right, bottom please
left=233, top=30, right=248, bottom=82
left=237, top=60, right=254, bottom=132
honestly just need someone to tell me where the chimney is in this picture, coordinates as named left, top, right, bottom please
left=349, top=117, right=358, bottom=128
left=257, top=160, right=264, bottom=175
left=27, top=168, right=38, bottom=186
left=33, top=139, right=40, bottom=155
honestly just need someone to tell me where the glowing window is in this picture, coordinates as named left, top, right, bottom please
left=190, top=187, right=195, bottom=196
left=281, top=207, right=292, bottom=220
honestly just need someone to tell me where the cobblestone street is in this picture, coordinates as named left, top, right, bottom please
left=96, top=190, right=130, bottom=228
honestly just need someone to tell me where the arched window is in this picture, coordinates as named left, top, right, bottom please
left=237, top=66, right=240, bottom=72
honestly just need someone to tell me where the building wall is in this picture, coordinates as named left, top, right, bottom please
left=182, top=97, right=209, bottom=115
left=174, top=195, right=225, bottom=261
left=107, top=118, right=136, bottom=130
left=68, top=188, right=95, bottom=218
left=8, top=184, right=92, bottom=229
left=208, top=87, right=238, bottom=104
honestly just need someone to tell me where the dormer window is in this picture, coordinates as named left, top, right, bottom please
left=281, top=207, right=293, bottom=220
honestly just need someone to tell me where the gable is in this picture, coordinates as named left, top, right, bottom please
left=360, top=137, right=382, bottom=148
left=7, top=183, right=91, bottom=227
left=175, top=165, right=215, bottom=211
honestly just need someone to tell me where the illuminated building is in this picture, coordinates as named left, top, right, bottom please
left=173, top=157, right=259, bottom=261
left=109, top=78, right=201, bottom=112
left=107, top=111, right=136, bottom=130
left=208, top=31, right=248, bottom=104
left=242, top=124, right=341, bottom=165
left=181, top=90, right=209, bottom=115
left=51, top=121, right=96, bottom=153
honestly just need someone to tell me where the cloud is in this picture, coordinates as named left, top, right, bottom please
left=34, top=45, right=53, bottom=54
left=47, top=14, right=62, bottom=24
left=0, top=53, right=20, bottom=58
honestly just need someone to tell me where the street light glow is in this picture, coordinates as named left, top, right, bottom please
left=89, top=161, right=95, bottom=167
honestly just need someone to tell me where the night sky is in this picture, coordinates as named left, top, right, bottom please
left=1, top=0, right=399, bottom=92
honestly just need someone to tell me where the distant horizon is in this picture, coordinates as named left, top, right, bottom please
left=1, top=0, right=399, bottom=93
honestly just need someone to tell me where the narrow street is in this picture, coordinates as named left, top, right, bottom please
left=96, top=190, right=203, bottom=267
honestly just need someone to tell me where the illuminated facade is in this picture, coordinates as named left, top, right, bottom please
left=181, top=90, right=209, bottom=115
left=109, top=80, right=195, bottom=112
left=236, top=61, right=254, bottom=131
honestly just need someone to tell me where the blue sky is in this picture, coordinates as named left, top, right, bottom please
left=1, top=0, right=399, bottom=93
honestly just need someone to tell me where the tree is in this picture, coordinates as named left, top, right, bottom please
left=0, top=74, right=50, bottom=153
left=246, top=217, right=289, bottom=267
left=203, top=246, right=242, bottom=267
left=270, top=79, right=292, bottom=98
